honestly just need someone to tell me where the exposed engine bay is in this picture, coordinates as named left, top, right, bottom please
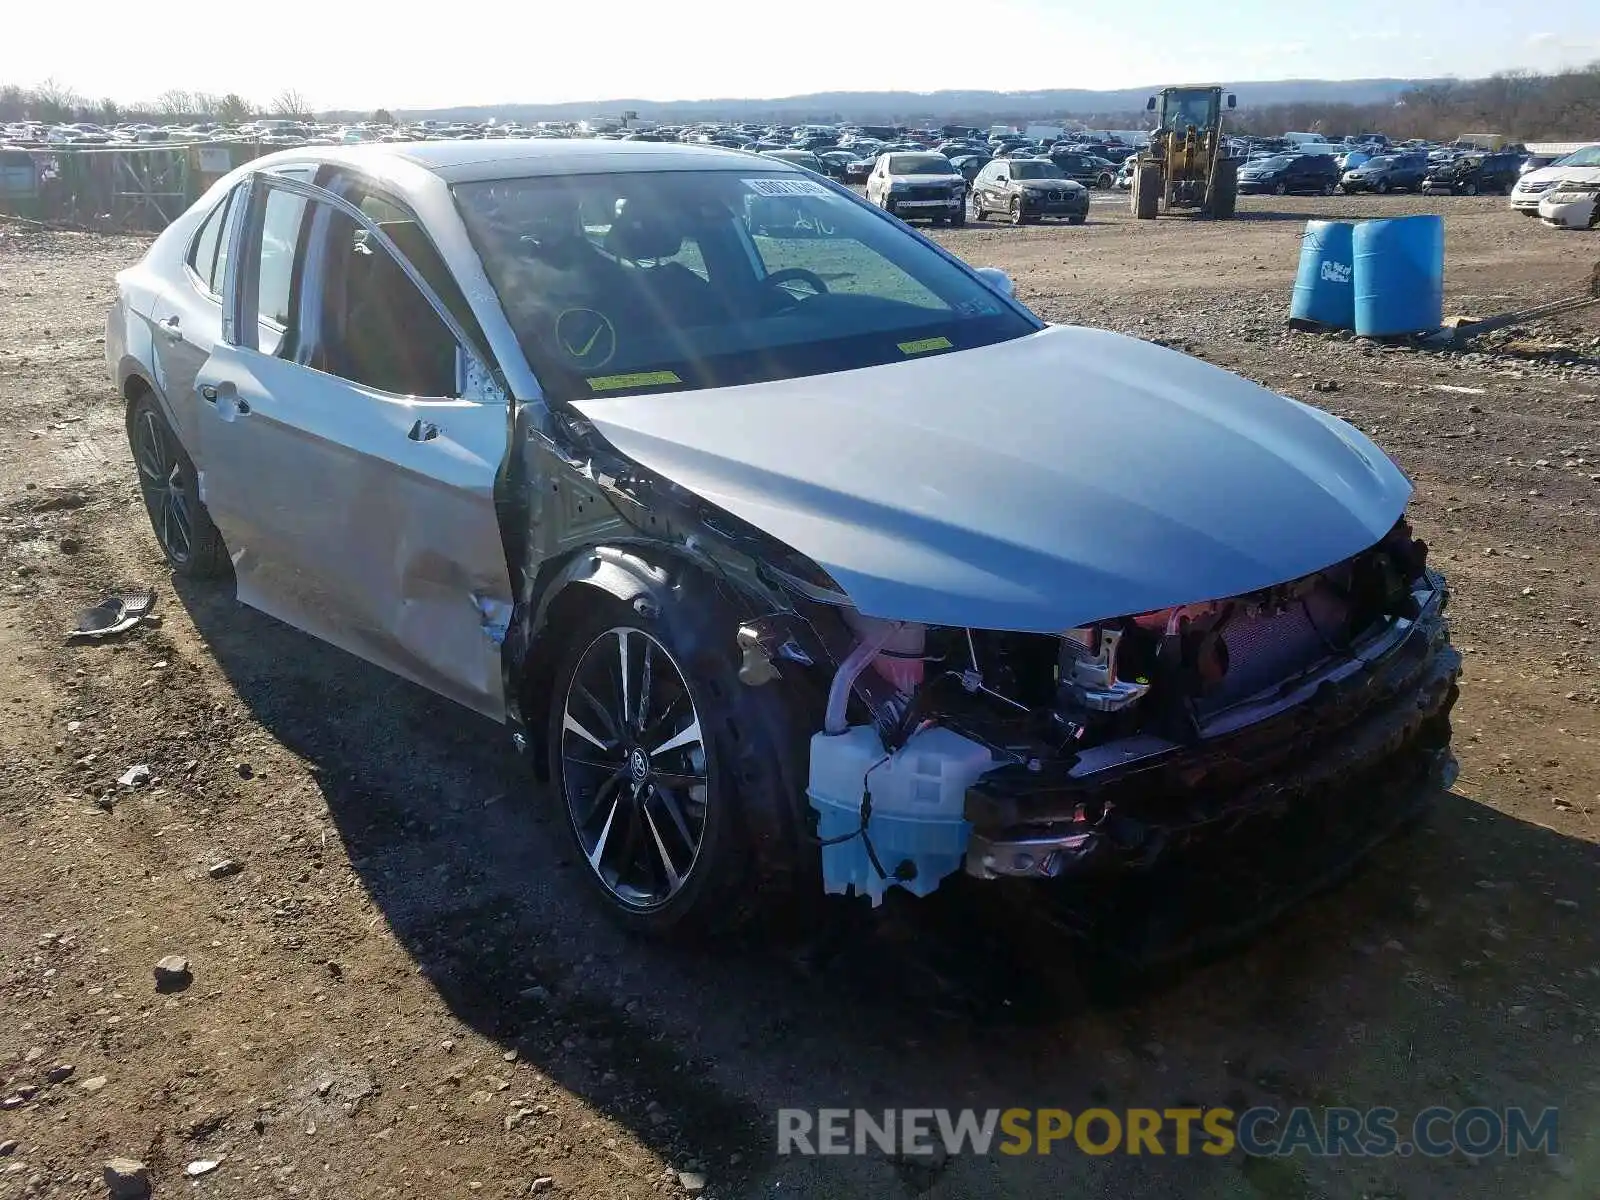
left=743, top=518, right=1459, bottom=906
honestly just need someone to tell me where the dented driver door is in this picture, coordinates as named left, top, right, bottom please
left=195, top=173, right=514, bottom=720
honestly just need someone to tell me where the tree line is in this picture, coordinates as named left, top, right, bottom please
left=0, top=80, right=395, bottom=127
left=3, top=63, right=1598, bottom=142
left=1079, top=64, right=1600, bottom=142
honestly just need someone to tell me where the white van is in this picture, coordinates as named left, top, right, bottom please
left=1510, top=144, right=1600, bottom=215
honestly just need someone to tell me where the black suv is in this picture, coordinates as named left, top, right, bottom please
left=970, top=158, right=1090, bottom=224
left=1046, top=150, right=1118, bottom=188
left=1422, top=152, right=1523, bottom=196
left=1237, top=153, right=1341, bottom=196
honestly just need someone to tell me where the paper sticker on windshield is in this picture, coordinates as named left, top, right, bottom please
left=898, top=336, right=954, bottom=356
left=586, top=370, right=683, bottom=393
left=746, top=177, right=833, bottom=197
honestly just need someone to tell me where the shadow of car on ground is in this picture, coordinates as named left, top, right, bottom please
left=171, top=575, right=1600, bottom=1198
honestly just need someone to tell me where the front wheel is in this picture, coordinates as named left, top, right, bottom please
left=948, top=205, right=966, bottom=227
left=546, top=586, right=811, bottom=939
left=1376, top=179, right=1391, bottom=194
left=969, top=195, right=984, bottom=221
left=128, top=392, right=229, bottom=578
left=1009, top=197, right=1025, bottom=225
left=1463, top=182, right=1478, bottom=196
left=1321, top=182, right=1336, bottom=197
left=1274, top=181, right=1287, bottom=196
left=1067, top=212, right=1087, bottom=225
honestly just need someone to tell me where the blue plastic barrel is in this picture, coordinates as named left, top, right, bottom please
left=1353, top=215, right=1445, bottom=337
left=1289, top=220, right=1356, bottom=329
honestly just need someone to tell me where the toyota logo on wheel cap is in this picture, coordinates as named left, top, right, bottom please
left=628, top=748, right=650, bottom=785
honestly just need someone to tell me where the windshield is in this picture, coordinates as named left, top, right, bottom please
left=1010, top=161, right=1065, bottom=179
left=887, top=154, right=955, bottom=175
left=1364, top=156, right=1394, bottom=168
left=1250, top=156, right=1290, bottom=170
left=454, top=170, right=1036, bottom=401
left=1161, top=90, right=1215, bottom=131
left=1554, top=146, right=1600, bottom=168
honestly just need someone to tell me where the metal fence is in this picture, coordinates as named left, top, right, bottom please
left=0, top=141, right=271, bottom=229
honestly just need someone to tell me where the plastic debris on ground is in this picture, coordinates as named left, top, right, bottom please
left=68, top=591, right=157, bottom=641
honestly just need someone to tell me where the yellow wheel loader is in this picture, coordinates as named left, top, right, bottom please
left=1131, top=86, right=1240, bottom=220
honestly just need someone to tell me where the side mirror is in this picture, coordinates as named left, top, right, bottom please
left=1146, top=96, right=1156, bottom=111
left=974, top=266, right=1015, bottom=300
left=1227, top=94, right=1237, bottom=109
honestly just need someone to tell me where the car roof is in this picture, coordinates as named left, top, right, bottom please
left=258, top=138, right=793, bottom=184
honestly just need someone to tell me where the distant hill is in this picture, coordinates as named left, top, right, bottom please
left=390, top=79, right=1435, bottom=125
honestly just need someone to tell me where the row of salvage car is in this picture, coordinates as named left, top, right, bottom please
left=106, top=140, right=1461, bottom=954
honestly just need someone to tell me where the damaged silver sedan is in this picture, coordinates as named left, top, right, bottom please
left=106, top=141, right=1460, bottom=942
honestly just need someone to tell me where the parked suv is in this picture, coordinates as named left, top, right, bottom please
left=1341, top=153, right=1429, bottom=194
left=970, top=158, right=1090, bottom=224
left=1237, top=153, right=1340, bottom=196
left=1422, top=152, right=1522, bottom=196
left=1047, top=150, right=1117, bottom=188
left=865, top=152, right=966, bottom=224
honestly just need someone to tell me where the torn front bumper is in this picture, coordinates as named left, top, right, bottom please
left=964, top=574, right=1459, bottom=883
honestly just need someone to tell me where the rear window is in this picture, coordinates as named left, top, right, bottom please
left=453, top=170, right=1036, bottom=401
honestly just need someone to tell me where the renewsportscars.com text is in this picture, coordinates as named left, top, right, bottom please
left=777, top=1106, right=1560, bottom=1159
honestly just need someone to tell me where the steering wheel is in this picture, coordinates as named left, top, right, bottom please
left=761, top=267, right=830, bottom=310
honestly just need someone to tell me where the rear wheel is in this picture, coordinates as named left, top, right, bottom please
left=1321, top=182, right=1336, bottom=197
left=1133, top=165, right=1161, bottom=219
left=127, top=391, right=229, bottom=578
left=1210, top=160, right=1239, bottom=219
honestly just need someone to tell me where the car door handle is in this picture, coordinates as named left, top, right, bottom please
left=407, top=419, right=439, bottom=442
left=200, top=381, right=250, bottom=415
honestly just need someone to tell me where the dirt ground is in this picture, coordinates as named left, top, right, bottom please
left=0, top=193, right=1597, bottom=1200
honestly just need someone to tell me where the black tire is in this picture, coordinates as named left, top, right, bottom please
left=1097, top=172, right=1114, bottom=189
left=1463, top=182, right=1478, bottom=196
left=1321, top=182, right=1336, bottom=197
left=1376, top=179, right=1391, bottom=194
left=949, top=205, right=966, bottom=227
left=545, top=578, right=814, bottom=940
left=1009, top=196, right=1025, bottom=225
left=1134, top=165, right=1162, bottom=219
left=1210, top=159, right=1239, bottom=219
left=969, top=194, right=984, bottom=221
left=1067, top=212, right=1087, bottom=225
left=1273, top=181, right=1287, bottom=196
left=883, top=197, right=898, bottom=217
left=127, top=391, right=229, bottom=578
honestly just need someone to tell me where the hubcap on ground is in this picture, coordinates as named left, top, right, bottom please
left=133, top=409, right=193, bottom=564
left=561, top=627, right=708, bottom=910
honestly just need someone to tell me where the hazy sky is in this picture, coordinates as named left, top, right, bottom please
left=5, top=1, right=1599, bottom=111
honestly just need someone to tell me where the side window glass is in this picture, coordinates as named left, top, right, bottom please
left=312, top=206, right=460, bottom=397
left=186, top=195, right=227, bottom=292
left=209, top=186, right=242, bottom=296
left=257, top=187, right=308, bottom=329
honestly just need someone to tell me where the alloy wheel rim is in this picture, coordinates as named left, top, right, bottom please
left=561, top=627, right=709, bottom=910
left=133, top=410, right=193, bottom=564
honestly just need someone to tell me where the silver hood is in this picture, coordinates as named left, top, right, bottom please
left=571, top=324, right=1411, bottom=632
